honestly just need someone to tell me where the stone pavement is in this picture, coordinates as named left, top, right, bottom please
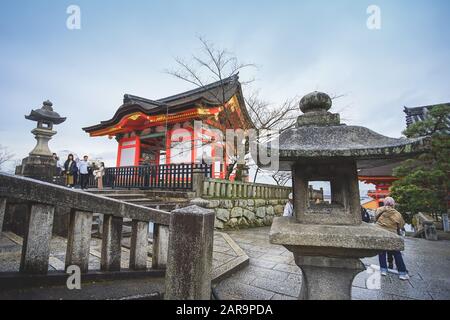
left=214, top=227, right=450, bottom=300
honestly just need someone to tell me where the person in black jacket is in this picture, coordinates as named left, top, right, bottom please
left=64, top=154, right=78, bottom=188
left=361, top=206, right=371, bottom=223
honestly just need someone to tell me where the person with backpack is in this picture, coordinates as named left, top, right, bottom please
left=375, top=197, right=409, bottom=280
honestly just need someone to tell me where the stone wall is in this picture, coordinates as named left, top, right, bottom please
left=203, top=198, right=288, bottom=230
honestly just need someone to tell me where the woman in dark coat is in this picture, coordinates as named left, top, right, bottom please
left=64, top=154, right=78, bottom=188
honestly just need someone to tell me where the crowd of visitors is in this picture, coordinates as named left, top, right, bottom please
left=52, top=153, right=105, bottom=190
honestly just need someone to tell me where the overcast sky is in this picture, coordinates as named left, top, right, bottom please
left=1, top=0, right=449, bottom=192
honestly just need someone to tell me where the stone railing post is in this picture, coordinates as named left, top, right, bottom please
left=130, top=220, right=149, bottom=270
left=152, top=224, right=169, bottom=269
left=192, top=169, right=205, bottom=198
left=215, top=182, right=221, bottom=197
left=208, top=180, right=215, bottom=197
left=20, top=203, right=55, bottom=274
left=101, top=215, right=123, bottom=271
left=66, top=210, right=93, bottom=273
left=165, top=205, right=215, bottom=300
left=442, top=212, right=449, bottom=233
left=227, top=183, right=233, bottom=198
left=0, top=198, right=6, bottom=233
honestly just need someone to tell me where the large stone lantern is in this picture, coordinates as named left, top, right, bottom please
left=266, top=92, right=429, bottom=300
left=16, top=100, right=66, bottom=182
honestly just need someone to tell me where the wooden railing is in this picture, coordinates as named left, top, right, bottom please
left=88, top=163, right=212, bottom=190
left=0, top=173, right=215, bottom=299
left=201, top=178, right=292, bottom=199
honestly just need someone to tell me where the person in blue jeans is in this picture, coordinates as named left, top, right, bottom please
left=375, top=197, right=409, bottom=280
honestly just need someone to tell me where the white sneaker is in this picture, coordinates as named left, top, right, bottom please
left=381, top=271, right=387, bottom=276
left=399, top=274, right=410, bottom=280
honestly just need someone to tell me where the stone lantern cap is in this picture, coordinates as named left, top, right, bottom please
left=270, top=91, right=430, bottom=171
left=25, top=100, right=66, bottom=125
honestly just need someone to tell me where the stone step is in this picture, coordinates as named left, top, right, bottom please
left=100, top=193, right=149, bottom=200
left=142, top=203, right=189, bottom=211
left=90, top=189, right=193, bottom=198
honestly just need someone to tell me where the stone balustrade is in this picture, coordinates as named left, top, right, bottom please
left=0, top=173, right=214, bottom=299
left=202, top=178, right=292, bottom=200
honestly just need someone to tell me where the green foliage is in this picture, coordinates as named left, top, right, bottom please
left=391, top=105, right=450, bottom=222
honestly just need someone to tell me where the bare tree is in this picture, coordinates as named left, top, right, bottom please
left=167, top=37, right=334, bottom=184
left=244, top=92, right=299, bottom=183
left=271, top=171, right=292, bottom=186
left=166, top=36, right=255, bottom=111
left=0, top=145, right=14, bottom=172
left=165, top=37, right=257, bottom=180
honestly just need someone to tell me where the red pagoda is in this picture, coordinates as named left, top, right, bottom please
left=359, top=102, right=449, bottom=209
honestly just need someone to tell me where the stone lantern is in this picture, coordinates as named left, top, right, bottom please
left=266, top=91, right=429, bottom=300
left=16, top=100, right=66, bottom=182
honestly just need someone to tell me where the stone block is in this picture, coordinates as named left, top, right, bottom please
left=220, top=200, right=233, bottom=209
left=263, top=215, right=274, bottom=226
left=230, top=207, right=243, bottom=218
left=238, top=217, right=250, bottom=228
left=256, top=207, right=266, bottom=218
left=274, top=205, right=285, bottom=215
left=247, top=200, right=255, bottom=206
left=207, top=200, right=221, bottom=209
left=226, top=218, right=239, bottom=229
left=243, top=209, right=255, bottom=221
left=235, top=200, right=247, bottom=207
left=255, top=219, right=265, bottom=227
left=215, top=219, right=224, bottom=229
left=216, top=208, right=230, bottom=222
left=255, top=199, right=266, bottom=207
left=266, top=206, right=275, bottom=216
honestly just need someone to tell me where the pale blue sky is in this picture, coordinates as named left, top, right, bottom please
left=0, top=0, right=449, bottom=189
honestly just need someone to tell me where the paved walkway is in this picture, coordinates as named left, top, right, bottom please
left=215, top=227, right=450, bottom=300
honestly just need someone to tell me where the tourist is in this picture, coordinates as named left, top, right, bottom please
left=283, top=193, right=294, bottom=217
left=53, top=153, right=63, bottom=175
left=361, top=206, right=371, bottom=223
left=375, top=197, right=409, bottom=280
left=78, top=155, right=91, bottom=190
left=93, top=162, right=106, bottom=190
left=63, top=154, right=78, bottom=188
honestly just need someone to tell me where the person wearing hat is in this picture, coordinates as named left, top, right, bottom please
left=283, top=193, right=294, bottom=217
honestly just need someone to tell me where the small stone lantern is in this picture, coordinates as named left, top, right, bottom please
left=16, top=100, right=66, bottom=181
left=266, top=92, right=429, bottom=300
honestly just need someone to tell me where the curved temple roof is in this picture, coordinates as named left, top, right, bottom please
left=83, top=74, right=254, bottom=134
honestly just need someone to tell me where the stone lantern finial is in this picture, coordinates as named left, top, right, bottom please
left=297, top=91, right=340, bottom=127
left=299, top=91, right=332, bottom=113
